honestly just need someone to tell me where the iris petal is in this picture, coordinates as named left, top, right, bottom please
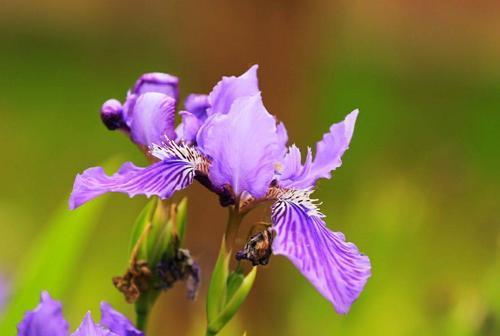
left=132, top=72, right=179, bottom=101
left=197, top=94, right=280, bottom=198
left=71, top=312, right=117, bottom=336
left=184, top=94, right=210, bottom=119
left=127, top=92, right=176, bottom=146
left=280, top=110, right=358, bottom=188
left=17, top=291, right=69, bottom=336
left=207, top=65, right=259, bottom=116
left=100, top=302, right=142, bottom=336
left=69, top=143, right=204, bottom=209
left=271, top=189, right=371, bottom=314
left=176, top=111, right=203, bottom=143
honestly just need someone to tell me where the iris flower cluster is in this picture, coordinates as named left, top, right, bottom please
left=18, top=292, right=142, bottom=336
left=69, top=65, right=371, bottom=314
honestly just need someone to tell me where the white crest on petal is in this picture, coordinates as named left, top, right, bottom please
left=150, top=139, right=209, bottom=174
left=272, top=188, right=324, bottom=218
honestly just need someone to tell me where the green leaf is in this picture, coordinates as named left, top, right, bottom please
left=225, top=268, right=244, bottom=305
left=0, top=194, right=107, bottom=333
left=176, top=197, right=188, bottom=245
left=206, top=239, right=230, bottom=324
left=129, top=198, right=157, bottom=260
left=207, top=267, right=257, bottom=335
left=147, top=201, right=174, bottom=267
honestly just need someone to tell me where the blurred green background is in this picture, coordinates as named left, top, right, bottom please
left=0, top=1, right=499, bottom=335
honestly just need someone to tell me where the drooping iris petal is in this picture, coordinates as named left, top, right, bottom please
left=100, top=302, right=142, bottom=336
left=132, top=72, right=179, bottom=101
left=69, top=142, right=205, bottom=209
left=280, top=110, right=358, bottom=189
left=271, top=189, right=371, bottom=314
left=126, top=92, right=176, bottom=146
left=17, top=291, right=69, bottom=336
left=197, top=94, right=280, bottom=198
left=207, top=65, right=259, bottom=116
left=71, top=312, right=117, bottom=336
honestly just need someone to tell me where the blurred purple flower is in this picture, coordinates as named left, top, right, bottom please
left=70, top=65, right=371, bottom=313
left=0, top=276, right=8, bottom=314
left=17, top=291, right=142, bottom=336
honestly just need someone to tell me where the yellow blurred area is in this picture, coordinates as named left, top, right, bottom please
left=0, top=1, right=499, bottom=335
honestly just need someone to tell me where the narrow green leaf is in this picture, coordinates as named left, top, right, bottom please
left=225, top=269, right=244, bottom=305
left=176, top=197, right=188, bottom=245
left=206, top=239, right=230, bottom=324
left=147, top=201, right=174, bottom=267
left=129, top=198, right=157, bottom=258
left=207, top=267, right=257, bottom=335
left=0, top=195, right=107, bottom=333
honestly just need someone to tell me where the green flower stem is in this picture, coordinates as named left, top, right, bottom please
left=225, top=206, right=244, bottom=250
left=135, top=287, right=159, bottom=332
left=135, top=303, right=149, bottom=332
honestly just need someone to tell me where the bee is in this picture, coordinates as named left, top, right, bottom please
left=236, top=227, right=275, bottom=266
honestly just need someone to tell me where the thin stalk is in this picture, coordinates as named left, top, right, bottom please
left=224, top=206, right=244, bottom=250
left=135, top=302, right=150, bottom=332
left=135, top=289, right=159, bottom=332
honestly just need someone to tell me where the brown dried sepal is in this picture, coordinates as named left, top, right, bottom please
left=112, top=260, right=152, bottom=304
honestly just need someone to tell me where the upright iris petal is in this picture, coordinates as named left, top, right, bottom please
left=100, top=302, right=142, bottom=336
left=184, top=94, right=210, bottom=120
left=132, top=72, right=179, bottom=101
left=280, top=109, right=358, bottom=189
left=126, top=92, right=177, bottom=146
left=71, top=312, right=116, bottom=336
left=17, top=291, right=69, bottom=336
left=271, top=189, right=371, bottom=314
left=175, top=94, right=210, bottom=143
left=197, top=94, right=280, bottom=199
left=177, top=111, right=203, bottom=143
left=207, top=65, right=259, bottom=116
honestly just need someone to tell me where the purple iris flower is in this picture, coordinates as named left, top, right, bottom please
left=70, top=65, right=371, bottom=313
left=100, top=71, right=210, bottom=148
left=17, top=291, right=142, bottom=336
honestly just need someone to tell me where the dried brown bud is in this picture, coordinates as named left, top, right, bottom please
left=112, top=260, right=152, bottom=303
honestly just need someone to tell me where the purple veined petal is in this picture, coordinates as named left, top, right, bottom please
left=69, top=142, right=205, bottom=209
left=17, top=291, right=69, bottom=336
left=184, top=94, right=210, bottom=120
left=127, top=92, right=177, bottom=146
left=279, top=110, right=359, bottom=189
left=100, top=302, right=143, bottom=336
left=132, top=72, right=179, bottom=101
left=207, top=65, right=260, bottom=116
left=197, top=94, right=280, bottom=199
left=71, top=312, right=117, bottom=336
left=176, top=111, right=204, bottom=143
left=271, top=189, right=371, bottom=314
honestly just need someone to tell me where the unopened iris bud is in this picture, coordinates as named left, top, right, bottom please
left=113, top=198, right=197, bottom=307
left=100, top=99, right=126, bottom=130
